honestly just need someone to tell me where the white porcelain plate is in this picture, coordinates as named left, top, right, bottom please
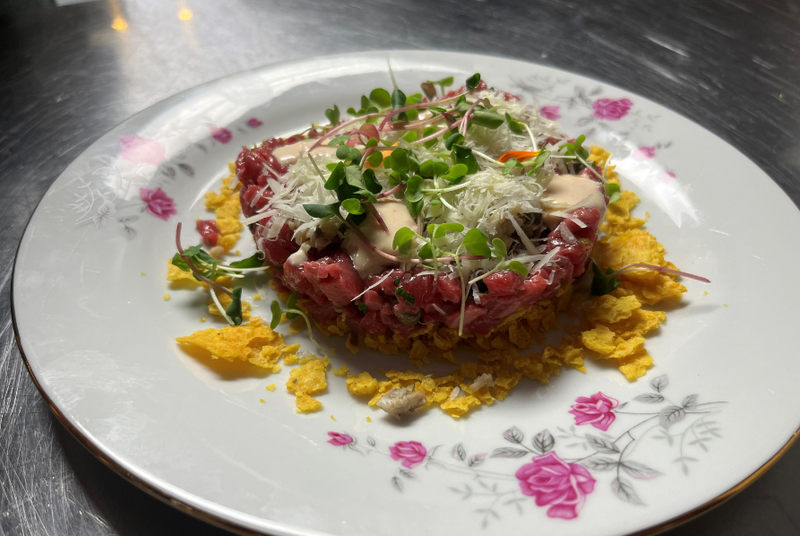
left=13, top=51, right=800, bottom=536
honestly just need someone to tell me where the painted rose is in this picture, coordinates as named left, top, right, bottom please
left=139, top=187, right=177, bottom=221
left=119, top=135, right=165, bottom=166
left=211, top=126, right=233, bottom=143
left=591, top=98, right=633, bottom=120
left=515, top=452, right=596, bottom=519
left=389, top=441, right=427, bottom=469
left=539, top=105, right=561, bottom=121
left=659, top=170, right=676, bottom=182
left=327, top=432, right=353, bottom=446
left=631, top=146, right=656, bottom=162
left=569, top=392, right=618, bottom=431
left=247, top=117, right=263, bottom=127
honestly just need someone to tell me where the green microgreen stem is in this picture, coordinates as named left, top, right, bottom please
left=209, top=287, right=235, bottom=326
left=523, top=123, right=538, bottom=152
left=283, top=308, right=325, bottom=352
left=472, top=149, right=503, bottom=167
left=175, top=223, right=232, bottom=297
left=575, top=153, right=605, bottom=181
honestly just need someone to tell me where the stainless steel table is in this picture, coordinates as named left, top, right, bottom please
left=2, top=0, right=799, bottom=534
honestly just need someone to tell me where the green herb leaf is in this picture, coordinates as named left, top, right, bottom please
left=392, top=226, right=416, bottom=254
left=505, top=113, right=524, bottom=134
left=431, top=222, right=464, bottom=239
left=395, top=287, right=416, bottom=305
left=471, top=108, right=504, bottom=129
left=345, top=165, right=366, bottom=189
left=357, top=302, right=369, bottom=314
left=418, top=242, right=433, bottom=260
left=502, top=157, right=519, bottom=176
left=362, top=168, right=382, bottom=194
left=369, top=88, right=392, bottom=109
left=287, top=291, right=298, bottom=310
left=441, top=163, right=468, bottom=183
left=444, top=133, right=464, bottom=152
left=405, top=174, right=425, bottom=203
left=325, top=161, right=345, bottom=190
left=408, top=198, right=424, bottom=219
left=303, top=203, right=340, bottom=218
left=452, top=144, right=479, bottom=174
left=402, top=131, right=418, bottom=143
left=342, top=198, right=365, bottom=215
left=389, top=148, right=409, bottom=174
left=391, top=88, right=408, bottom=122
left=591, top=259, right=621, bottom=296
left=604, top=182, right=621, bottom=204
left=506, top=261, right=528, bottom=276
left=367, top=150, right=383, bottom=168
left=225, top=287, right=244, bottom=326
left=419, top=160, right=449, bottom=178
left=270, top=300, right=283, bottom=329
left=560, top=134, right=589, bottom=161
left=463, top=228, right=491, bottom=257
left=526, top=150, right=551, bottom=175
left=491, top=238, right=507, bottom=260
left=465, top=73, right=481, bottom=91
left=365, top=137, right=378, bottom=149
left=336, top=145, right=351, bottom=160
left=325, top=105, right=340, bottom=127
left=327, top=135, right=350, bottom=146
left=229, top=253, right=263, bottom=269
left=423, top=126, right=438, bottom=149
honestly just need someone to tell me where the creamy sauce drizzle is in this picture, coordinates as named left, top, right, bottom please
left=344, top=201, right=418, bottom=277
left=272, top=139, right=337, bottom=166
left=540, top=174, right=606, bottom=229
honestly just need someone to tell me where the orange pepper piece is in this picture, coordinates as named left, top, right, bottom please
left=498, top=150, right=539, bottom=163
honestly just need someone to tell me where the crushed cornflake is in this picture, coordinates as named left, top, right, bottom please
left=265, top=384, right=276, bottom=391
left=204, top=167, right=243, bottom=252
left=175, top=317, right=299, bottom=373
left=163, top=293, right=170, bottom=301
left=286, top=357, right=329, bottom=412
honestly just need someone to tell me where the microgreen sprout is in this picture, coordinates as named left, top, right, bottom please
left=270, top=292, right=325, bottom=351
left=174, top=222, right=269, bottom=326
left=604, top=182, right=622, bottom=204
left=590, top=259, right=711, bottom=297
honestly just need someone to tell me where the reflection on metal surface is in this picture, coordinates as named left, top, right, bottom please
left=111, top=17, right=128, bottom=31
left=178, top=8, right=193, bottom=21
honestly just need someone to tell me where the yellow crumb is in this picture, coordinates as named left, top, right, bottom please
left=200, top=317, right=206, bottom=322
left=286, top=357, right=328, bottom=412
left=724, top=303, right=728, bottom=307
left=163, top=293, right=170, bottom=301
left=330, top=415, right=335, bottom=421
left=253, top=294, right=262, bottom=301
left=266, top=384, right=276, bottom=391
left=704, top=291, right=709, bottom=296
left=140, top=272, right=147, bottom=276
left=332, top=365, right=349, bottom=377
left=259, top=399, right=265, bottom=403
left=176, top=318, right=297, bottom=373
left=235, top=249, right=241, bottom=255
left=366, top=416, right=372, bottom=422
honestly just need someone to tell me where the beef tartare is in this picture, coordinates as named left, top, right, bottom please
left=237, top=75, right=609, bottom=340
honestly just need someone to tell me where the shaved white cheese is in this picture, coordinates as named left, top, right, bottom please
left=529, top=248, right=560, bottom=276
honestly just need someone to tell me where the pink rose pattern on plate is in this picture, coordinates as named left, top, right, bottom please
left=516, top=451, right=596, bottom=519
left=569, top=392, right=619, bottom=431
left=591, top=98, right=633, bottom=120
left=119, top=135, right=165, bottom=166
left=539, top=105, right=561, bottom=120
left=210, top=126, right=233, bottom=144
left=389, top=440, right=427, bottom=468
left=139, top=187, right=177, bottom=221
left=329, top=375, right=725, bottom=527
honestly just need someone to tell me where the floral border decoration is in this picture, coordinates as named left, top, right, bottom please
left=329, top=375, right=725, bottom=527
